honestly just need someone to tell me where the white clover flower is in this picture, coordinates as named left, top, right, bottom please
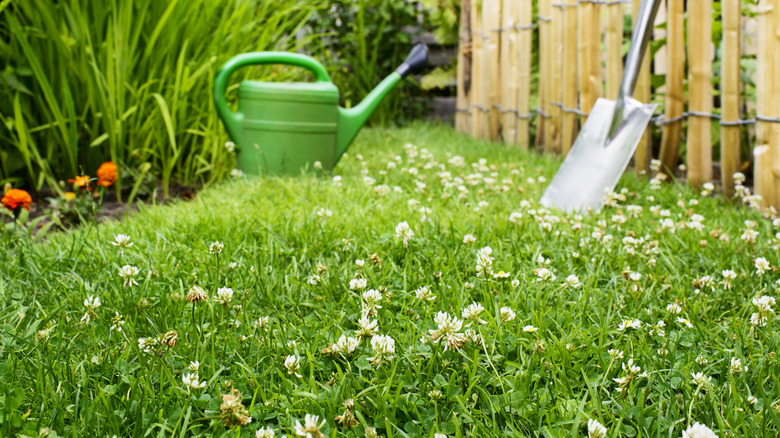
left=588, top=419, right=607, bottom=438
left=721, top=270, right=737, bottom=289
left=475, top=246, right=494, bottom=277
left=331, top=335, right=360, bottom=355
left=355, top=315, right=378, bottom=339
left=255, top=316, right=270, bottom=329
left=316, top=208, right=333, bottom=218
left=565, top=274, right=581, bottom=288
left=224, top=141, right=235, bottom=152
left=511, top=279, right=520, bottom=288
left=509, top=212, right=523, bottom=224
left=462, top=302, right=487, bottom=326
left=214, top=287, right=234, bottom=305
left=695, top=355, right=708, bottom=366
left=84, top=295, right=101, bottom=310
left=349, top=277, right=367, bottom=291
left=522, top=325, right=538, bottom=333
left=690, top=372, right=712, bottom=388
left=308, top=275, right=321, bottom=285
left=608, top=349, right=624, bottom=360
left=182, top=373, right=206, bottom=390
left=748, top=396, right=758, bottom=406
left=741, top=229, right=758, bottom=243
left=368, top=334, right=396, bottom=367
left=617, top=319, right=642, bottom=331
left=613, top=358, right=648, bottom=392
left=648, top=320, right=666, bottom=337
left=209, top=241, right=224, bottom=255
left=729, top=357, right=747, bottom=374
left=463, top=234, right=476, bottom=244
left=110, top=312, right=125, bottom=332
left=752, top=295, right=776, bottom=313
left=111, top=234, right=133, bottom=249
left=755, top=257, right=770, bottom=275
left=429, top=312, right=466, bottom=351
left=395, top=221, right=414, bottom=247
left=414, top=285, right=436, bottom=301
left=666, top=303, right=682, bottom=314
left=188, top=361, right=200, bottom=372
left=294, top=414, right=326, bottom=437
left=256, top=426, right=275, bottom=438
left=355, top=259, right=365, bottom=268
left=284, top=355, right=302, bottom=378
left=500, top=306, right=516, bottom=322
left=534, top=267, right=555, bottom=282
left=118, top=265, right=140, bottom=287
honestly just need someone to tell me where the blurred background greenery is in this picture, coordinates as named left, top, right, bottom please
left=0, top=0, right=459, bottom=197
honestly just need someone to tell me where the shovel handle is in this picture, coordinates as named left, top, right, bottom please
left=608, top=0, right=661, bottom=140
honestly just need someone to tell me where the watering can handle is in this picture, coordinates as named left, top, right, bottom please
left=213, top=52, right=333, bottom=140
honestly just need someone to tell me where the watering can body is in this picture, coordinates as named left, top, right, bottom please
left=214, top=44, right=427, bottom=176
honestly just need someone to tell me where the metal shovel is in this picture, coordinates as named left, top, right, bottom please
left=540, top=0, right=661, bottom=212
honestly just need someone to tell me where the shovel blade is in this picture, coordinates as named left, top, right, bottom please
left=540, top=97, right=657, bottom=212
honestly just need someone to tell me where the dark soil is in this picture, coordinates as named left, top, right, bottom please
left=16, top=183, right=200, bottom=229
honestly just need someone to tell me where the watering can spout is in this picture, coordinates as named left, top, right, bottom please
left=335, top=42, right=428, bottom=160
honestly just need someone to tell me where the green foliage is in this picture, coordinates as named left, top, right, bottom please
left=420, top=0, right=460, bottom=45
left=0, top=0, right=321, bottom=196
left=306, top=0, right=427, bottom=126
left=0, top=124, right=778, bottom=436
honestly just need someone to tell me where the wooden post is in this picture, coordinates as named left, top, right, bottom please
left=501, top=0, right=519, bottom=144
left=578, top=0, right=602, bottom=122
left=517, top=0, right=532, bottom=150
left=658, top=0, right=684, bottom=175
left=536, top=0, right=552, bottom=150
left=546, top=2, right=563, bottom=153
left=456, top=0, right=472, bottom=134
left=720, top=0, right=740, bottom=196
left=686, top=0, right=713, bottom=187
left=485, top=0, right=501, bottom=141
left=561, top=0, right=578, bottom=155
left=606, top=2, right=623, bottom=100
left=754, top=0, right=779, bottom=208
left=632, top=0, right=652, bottom=173
left=470, top=0, right=485, bottom=139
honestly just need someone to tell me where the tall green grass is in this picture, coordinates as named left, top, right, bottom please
left=0, top=0, right=322, bottom=198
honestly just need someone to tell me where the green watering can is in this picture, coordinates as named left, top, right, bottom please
left=214, top=43, right=428, bottom=175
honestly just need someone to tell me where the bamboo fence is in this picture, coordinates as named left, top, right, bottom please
left=455, top=0, right=780, bottom=209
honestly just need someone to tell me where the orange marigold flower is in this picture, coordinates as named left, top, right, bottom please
left=69, top=175, right=91, bottom=189
left=97, top=162, right=117, bottom=187
left=2, top=189, right=33, bottom=211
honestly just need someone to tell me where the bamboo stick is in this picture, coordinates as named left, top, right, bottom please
left=546, top=2, right=563, bottom=153
left=754, top=0, right=779, bottom=208
left=720, top=0, right=740, bottom=196
left=606, top=2, right=623, bottom=100
left=686, top=0, right=713, bottom=187
left=578, top=0, right=601, bottom=121
left=485, top=0, right=501, bottom=141
left=501, top=0, right=519, bottom=144
left=561, top=0, right=578, bottom=155
left=632, top=0, right=652, bottom=173
left=456, top=0, right=472, bottom=133
left=658, top=0, right=684, bottom=175
left=536, top=0, right=551, bottom=150
left=518, top=0, right=532, bottom=150
left=470, top=0, right=485, bottom=139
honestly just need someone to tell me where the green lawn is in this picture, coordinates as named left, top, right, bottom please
left=1, top=123, right=777, bottom=437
